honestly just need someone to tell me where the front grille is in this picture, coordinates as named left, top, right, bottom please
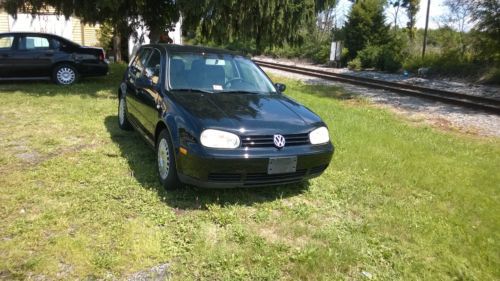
left=207, top=169, right=308, bottom=186
left=207, top=173, right=242, bottom=182
left=241, top=133, right=310, bottom=148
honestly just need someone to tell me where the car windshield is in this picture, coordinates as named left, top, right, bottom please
left=168, top=52, right=276, bottom=94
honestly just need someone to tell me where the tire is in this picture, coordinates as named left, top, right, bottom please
left=118, top=95, right=133, bottom=130
left=53, top=64, right=79, bottom=85
left=156, top=129, right=181, bottom=190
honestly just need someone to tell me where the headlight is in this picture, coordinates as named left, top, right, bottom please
left=200, top=129, right=240, bottom=149
left=309, top=126, right=330, bottom=145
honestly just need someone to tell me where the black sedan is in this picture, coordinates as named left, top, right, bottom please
left=118, top=44, right=334, bottom=189
left=0, top=32, right=108, bottom=85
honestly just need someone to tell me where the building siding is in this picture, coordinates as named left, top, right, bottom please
left=0, top=10, right=101, bottom=47
left=0, top=11, right=10, bottom=32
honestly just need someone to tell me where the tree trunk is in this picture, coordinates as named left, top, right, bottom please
left=255, top=29, right=262, bottom=55
left=149, top=27, right=161, bottom=44
left=394, top=5, right=400, bottom=29
left=113, top=34, right=122, bottom=63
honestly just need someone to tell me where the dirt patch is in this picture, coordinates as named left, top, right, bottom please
left=15, top=151, right=41, bottom=163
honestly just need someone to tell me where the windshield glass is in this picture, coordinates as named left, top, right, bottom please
left=168, top=52, right=276, bottom=94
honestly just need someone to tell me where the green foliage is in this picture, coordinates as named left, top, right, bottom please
left=403, top=50, right=481, bottom=78
left=344, top=0, right=389, bottom=60
left=179, top=0, right=334, bottom=53
left=347, top=57, right=362, bottom=70
left=1, top=0, right=180, bottom=40
left=388, top=0, right=420, bottom=38
left=97, top=21, right=114, bottom=54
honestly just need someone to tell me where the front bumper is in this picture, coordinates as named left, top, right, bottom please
left=177, top=143, right=334, bottom=188
left=77, top=61, right=109, bottom=77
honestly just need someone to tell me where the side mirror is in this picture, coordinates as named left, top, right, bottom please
left=275, top=83, right=286, bottom=93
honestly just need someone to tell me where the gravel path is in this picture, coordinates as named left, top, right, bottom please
left=262, top=66, right=500, bottom=138
left=255, top=56, right=500, bottom=100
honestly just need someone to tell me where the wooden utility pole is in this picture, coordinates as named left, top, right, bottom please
left=422, top=0, right=431, bottom=58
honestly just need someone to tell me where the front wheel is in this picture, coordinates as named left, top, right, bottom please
left=156, top=129, right=181, bottom=190
left=53, top=64, right=79, bottom=85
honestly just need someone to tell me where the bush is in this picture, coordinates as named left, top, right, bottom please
left=356, top=43, right=403, bottom=72
left=348, top=58, right=362, bottom=71
left=358, top=45, right=382, bottom=68
left=403, top=50, right=483, bottom=78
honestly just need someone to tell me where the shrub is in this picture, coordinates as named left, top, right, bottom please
left=348, top=58, right=362, bottom=71
left=358, top=45, right=382, bottom=68
left=356, top=43, right=403, bottom=72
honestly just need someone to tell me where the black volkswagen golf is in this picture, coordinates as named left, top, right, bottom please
left=118, top=44, right=334, bottom=189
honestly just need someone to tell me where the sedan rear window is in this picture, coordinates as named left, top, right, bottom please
left=19, top=36, right=50, bottom=50
left=0, top=36, right=14, bottom=49
left=169, top=53, right=276, bottom=94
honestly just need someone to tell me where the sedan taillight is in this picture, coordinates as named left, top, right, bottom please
left=99, top=50, right=105, bottom=61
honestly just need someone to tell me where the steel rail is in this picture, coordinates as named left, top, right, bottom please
left=254, top=59, right=500, bottom=115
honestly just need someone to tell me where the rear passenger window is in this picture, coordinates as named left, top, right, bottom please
left=131, top=48, right=152, bottom=78
left=19, top=36, right=50, bottom=50
left=143, top=49, right=161, bottom=85
left=0, top=36, right=14, bottom=49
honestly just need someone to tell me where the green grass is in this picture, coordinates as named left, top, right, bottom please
left=0, top=64, right=499, bottom=280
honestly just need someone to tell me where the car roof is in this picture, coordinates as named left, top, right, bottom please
left=0, top=31, right=60, bottom=37
left=144, top=44, right=243, bottom=56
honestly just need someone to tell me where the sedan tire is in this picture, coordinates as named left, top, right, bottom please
left=53, top=64, right=79, bottom=85
left=156, top=129, right=181, bottom=190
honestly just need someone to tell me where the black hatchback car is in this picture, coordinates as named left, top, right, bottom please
left=118, top=44, right=334, bottom=189
left=0, top=32, right=108, bottom=85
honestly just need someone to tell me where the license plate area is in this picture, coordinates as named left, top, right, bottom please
left=267, top=157, right=297, bottom=175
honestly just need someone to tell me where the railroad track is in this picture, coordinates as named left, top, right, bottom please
left=254, top=60, right=500, bottom=115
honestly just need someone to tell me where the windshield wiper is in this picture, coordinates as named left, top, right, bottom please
left=219, top=90, right=261, bottom=94
left=171, top=88, right=214, bottom=94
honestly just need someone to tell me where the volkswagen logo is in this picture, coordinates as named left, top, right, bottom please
left=273, top=134, right=286, bottom=149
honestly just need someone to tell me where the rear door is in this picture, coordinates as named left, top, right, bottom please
left=125, top=47, right=153, bottom=129
left=13, top=35, right=54, bottom=77
left=136, top=48, right=163, bottom=136
left=0, top=35, right=17, bottom=77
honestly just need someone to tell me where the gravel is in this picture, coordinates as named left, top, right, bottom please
left=255, top=56, right=500, bottom=100
left=261, top=66, right=500, bottom=138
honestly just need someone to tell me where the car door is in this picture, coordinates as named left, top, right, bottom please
left=13, top=35, right=54, bottom=77
left=136, top=48, right=163, bottom=136
left=125, top=47, right=152, bottom=130
left=0, top=35, right=17, bottom=77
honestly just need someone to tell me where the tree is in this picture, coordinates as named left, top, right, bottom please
left=178, top=0, right=335, bottom=53
left=402, top=0, right=419, bottom=40
left=441, top=0, right=473, bottom=53
left=344, top=0, right=389, bottom=60
left=470, top=0, right=500, bottom=63
left=1, top=0, right=179, bottom=61
left=387, top=0, right=403, bottom=29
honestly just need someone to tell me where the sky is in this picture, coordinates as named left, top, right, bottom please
left=335, top=0, right=453, bottom=30
left=416, top=0, right=446, bottom=29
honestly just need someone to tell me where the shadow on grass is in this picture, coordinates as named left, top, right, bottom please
left=104, top=116, right=308, bottom=210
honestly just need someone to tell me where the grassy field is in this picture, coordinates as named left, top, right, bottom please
left=0, top=64, right=499, bottom=280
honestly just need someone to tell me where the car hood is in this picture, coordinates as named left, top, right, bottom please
left=171, top=92, right=324, bottom=135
